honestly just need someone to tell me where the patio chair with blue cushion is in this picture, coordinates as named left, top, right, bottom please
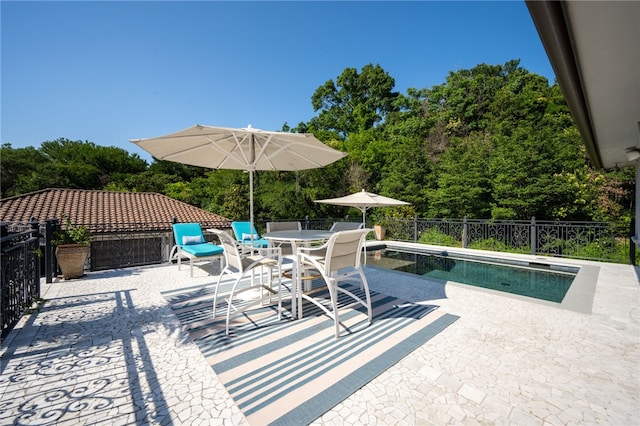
left=231, top=221, right=269, bottom=249
left=170, top=223, right=224, bottom=277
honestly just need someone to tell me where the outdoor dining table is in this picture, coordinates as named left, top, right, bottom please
left=262, top=229, right=334, bottom=319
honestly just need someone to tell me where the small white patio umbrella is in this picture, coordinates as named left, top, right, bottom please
left=315, top=189, right=409, bottom=264
left=315, top=189, right=410, bottom=226
left=131, top=125, right=347, bottom=241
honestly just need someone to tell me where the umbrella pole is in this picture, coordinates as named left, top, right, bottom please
left=249, top=169, right=254, bottom=248
left=362, top=208, right=367, bottom=265
left=249, top=135, right=256, bottom=248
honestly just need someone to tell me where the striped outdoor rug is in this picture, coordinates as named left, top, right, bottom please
left=162, top=277, right=458, bottom=425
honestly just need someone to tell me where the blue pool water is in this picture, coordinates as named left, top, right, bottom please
left=366, top=248, right=577, bottom=303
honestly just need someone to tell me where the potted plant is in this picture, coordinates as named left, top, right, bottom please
left=372, top=212, right=388, bottom=241
left=52, top=217, right=92, bottom=279
left=373, top=223, right=386, bottom=241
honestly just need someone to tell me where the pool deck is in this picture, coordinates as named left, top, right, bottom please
left=1, top=250, right=638, bottom=425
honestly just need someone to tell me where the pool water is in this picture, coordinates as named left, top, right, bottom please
left=366, top=248, right=577, bottom=303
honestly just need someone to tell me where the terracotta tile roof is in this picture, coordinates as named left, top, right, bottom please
left=0, top=188, right=231, bottom=232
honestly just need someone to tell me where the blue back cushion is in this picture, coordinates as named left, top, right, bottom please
left=231, top=221, right=258, bottom=240
left=231, top=221, right=269, bottom=248
left=173, top=223, right=204, bottom=246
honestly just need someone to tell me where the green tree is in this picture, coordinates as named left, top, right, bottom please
left=104, top=170, right=181, bottom=193
left=2, top=61, right=634, bottom=227
left=148, top=160, right=208, bottom=182
left=429, top=133, right=494, bottom=218
left=0, top=144, right=57, bottom=197
left=310, top=63, right=399, bottom=138
left=379, top=104, right=435, bottom=214
left=38, top=138, right=147, bottom=189
left=426, top=61, right=522, bottom=135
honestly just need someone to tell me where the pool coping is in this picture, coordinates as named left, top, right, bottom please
left=365, top=241, right=599, bottom=314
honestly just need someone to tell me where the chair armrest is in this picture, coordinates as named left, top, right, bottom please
left=297, top=244, right=327, bottom=267
left=297, top=240, right=329, bottom=256
left=245, top=246, right=283, bottom=269
left=238, top=241, right=256, bottom=255
left=255, top=246, right=281, bottom=258
left=297, top=247, right=327, bottom=274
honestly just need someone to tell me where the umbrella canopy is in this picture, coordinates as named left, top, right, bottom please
left=315, top=189, right=410, bottom=225
left=131, top=124, right=347, bottom=237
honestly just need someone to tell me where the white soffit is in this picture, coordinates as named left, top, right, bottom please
left=566, top=1, right=640, bottom=168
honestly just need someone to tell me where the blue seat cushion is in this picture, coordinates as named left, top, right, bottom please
left=241, top=238, right=270, bottom=248
left=180, top=243, right=223, bottom=257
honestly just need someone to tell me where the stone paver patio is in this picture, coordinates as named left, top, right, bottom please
left=1, top=252, right=638, bottom=425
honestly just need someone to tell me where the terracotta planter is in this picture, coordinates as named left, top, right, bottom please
left=374, top=225, right=386, bottom=241
left=55, top=244, right=90, bottom=279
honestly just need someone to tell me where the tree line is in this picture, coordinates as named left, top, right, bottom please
left=1, top=60, right=634, bottom=229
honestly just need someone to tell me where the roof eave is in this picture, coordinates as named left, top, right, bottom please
left=526, top=0, right=603, bottom=169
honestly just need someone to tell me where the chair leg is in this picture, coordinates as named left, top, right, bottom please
left=278, top=268, right=283, bottom=320
left=327, top=271, right=372, bottom=338
left=217, top=256, right=224, bottom=274
left=212, top=270, right=227, bottom=318
left=225, top=276, right=243, bottom=336
left=358, top=269, right=373, bottom=322
left=223, top=266, right=284, bottom=335
left=327, top=278, right=341, bottom=339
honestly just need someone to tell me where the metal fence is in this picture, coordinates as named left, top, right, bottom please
left=1, top=221, right=41, bottom=341
left=382, top=216, right=634, bottom=264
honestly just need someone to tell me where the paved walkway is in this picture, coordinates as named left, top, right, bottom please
left=1, top=254, right=638, bottom=425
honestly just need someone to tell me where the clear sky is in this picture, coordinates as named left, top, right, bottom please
left=1, top=0, right=555, bottom=163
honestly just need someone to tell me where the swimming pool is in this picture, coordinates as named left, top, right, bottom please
left=365, top=246, right=580, bottom=304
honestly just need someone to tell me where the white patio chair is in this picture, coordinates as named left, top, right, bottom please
left=297, top=228, right=373, bottom=338
left=329, top=221, right=365, bottom=232
left=210, top=229, right=284, bottom=335
left=266, top=221, right=302, bottom=256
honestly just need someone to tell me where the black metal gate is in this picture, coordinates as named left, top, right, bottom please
left=91, top=234, right=164, bottom=270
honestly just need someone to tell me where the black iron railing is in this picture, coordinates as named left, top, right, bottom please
left=1, top=221, right=41, bottom=341
left=381, top=216, right=633, bottom=264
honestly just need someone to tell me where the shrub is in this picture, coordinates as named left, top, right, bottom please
left=52, top=217, right=92, bottom=246
left=418, top=228, right=460, bottom=247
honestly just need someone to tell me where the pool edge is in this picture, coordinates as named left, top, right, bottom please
left=366, top=241, right=599, bottom=314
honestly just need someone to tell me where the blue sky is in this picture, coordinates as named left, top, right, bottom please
left=1, top=1, right=555, bottom=163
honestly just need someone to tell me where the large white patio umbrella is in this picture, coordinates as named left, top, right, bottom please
left=131, top=125, right=347, bottom=240
left=315, top=189, right=410, bottom=226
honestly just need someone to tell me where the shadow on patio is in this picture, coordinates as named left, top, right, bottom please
left=1, top=288, right=183, bottom=425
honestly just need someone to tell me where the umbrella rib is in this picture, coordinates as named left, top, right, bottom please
left=214, top=132, right=252, bottom=169
left=154, top=140, right=211, bottom=161
left=263, top=139, right=338, bottom=169
left=254, top=134, right=275, bottom=169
